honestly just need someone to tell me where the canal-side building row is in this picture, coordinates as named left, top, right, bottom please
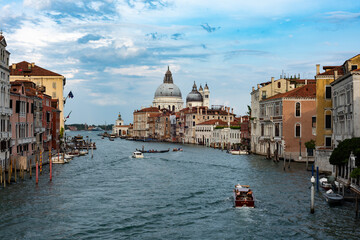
left=0, top=33, right=11, bottom=170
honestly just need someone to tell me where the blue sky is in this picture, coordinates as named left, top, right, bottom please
left=1, top=0, right=360, bottom=125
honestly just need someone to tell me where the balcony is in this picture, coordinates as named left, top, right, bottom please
left=35, top=127, right=46, bottom=133
left=16, top=137, right=36, bottom=145
left=0, top=106, right=12, bottom=116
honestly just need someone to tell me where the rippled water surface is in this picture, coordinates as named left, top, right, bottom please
left=0, top=132, right=359, bottom=239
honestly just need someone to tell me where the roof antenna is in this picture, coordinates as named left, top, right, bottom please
left=0, top=30, right=3, bottom=36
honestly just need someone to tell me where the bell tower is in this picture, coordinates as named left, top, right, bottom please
left=203, top=83, right=210, bottom=107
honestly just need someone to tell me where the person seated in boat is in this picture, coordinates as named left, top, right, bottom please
left=247, top=189, right=253, bottom=198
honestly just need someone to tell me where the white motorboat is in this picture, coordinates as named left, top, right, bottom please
left=324, top=189, right=343, bottom=205
left=229, top=150, right=248, bottom=155
left=132, top=151, right=144, bottom=158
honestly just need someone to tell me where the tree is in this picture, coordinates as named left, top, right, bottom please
left=329, top=138, right=360, bottom=166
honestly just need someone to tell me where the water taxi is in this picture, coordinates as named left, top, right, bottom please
left=132, top=151, right=144, bottom=158
left=229, top=150, right=248, bottom=155
left=233, top=184, right=255, bottom=208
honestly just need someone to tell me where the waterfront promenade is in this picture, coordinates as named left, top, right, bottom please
left=0, top=131, right=359, bottom=239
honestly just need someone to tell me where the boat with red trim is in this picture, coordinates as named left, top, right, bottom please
left=233, top=184, right=255, bottom=208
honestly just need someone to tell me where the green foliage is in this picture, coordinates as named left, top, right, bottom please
left=350, top=168, right=360, bottom=179
left=230, top=126, right=241, bottom=129
left=329, top=138, right=360, bottom=166
left=247, top=105, right=251, bottom=116
left=59, top=127, right=64, bottom=139
left=215, top=126, right=225, bottom=129
left=305, top=139, right=315, bottom=149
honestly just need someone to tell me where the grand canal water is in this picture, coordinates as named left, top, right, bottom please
left=0, top=131, right=359, bottom=239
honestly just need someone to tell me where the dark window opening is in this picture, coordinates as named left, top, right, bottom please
left=325, top=137, right=332, bottom=147
left=325, top=86, right=332, bottom=99
left=325, top=114, right=331, bottom=129
left=312, top=116, right=316, bottom=128
left=295, top=124, right=301, bottom=137
left=295, top=102, right=300, bottom=117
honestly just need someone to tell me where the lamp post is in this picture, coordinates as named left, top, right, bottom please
left=299, top=137, right=302, bottom=161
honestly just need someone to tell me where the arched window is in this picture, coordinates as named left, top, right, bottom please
left=172, top=105, right=175, bottom=111
left=158, top=105, right=160, bottom=110
left=295, top=123, right=301, bottom=137
left=295, top=102, right=300, bottom=117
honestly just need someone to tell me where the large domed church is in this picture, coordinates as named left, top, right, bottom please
left=152, top=67, right=210, bottom=111
left=153, top=67, right=184, bottom=112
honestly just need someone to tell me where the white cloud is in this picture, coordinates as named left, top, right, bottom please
left=23, top=0, right=52, bottom=10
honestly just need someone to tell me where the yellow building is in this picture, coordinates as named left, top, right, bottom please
left=314, top=54, right=360, bottom=172
left=10, top=61, right=66, bottom=128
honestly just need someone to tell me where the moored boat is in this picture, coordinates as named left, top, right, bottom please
left=233, top=184, right=255, bottom=208
left=324, top=189, right=343, bottom=205
left=319, top=177, right=332, bottom=190
left=136, top=149, right=170, bottom=153
left=132, top=151, right=144, bottom=158
left=229, top=150, right=248, bottom=155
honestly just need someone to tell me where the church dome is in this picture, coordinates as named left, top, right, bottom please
left=154, top=83, right=182, bottom=98
left=154, top=66, right=182, bottom=98
left=186, top=82, right=203, bottom=102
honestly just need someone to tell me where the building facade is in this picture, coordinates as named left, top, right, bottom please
left=0, top=33, right=11, bottom=170
left=259, top=84, right=316, bottom=161
left=10, top=61, right=66, bottom=129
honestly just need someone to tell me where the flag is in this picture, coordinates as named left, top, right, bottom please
left=68, top=91, right=74, bottom=98
left=66, top=111, right=72, bottom=119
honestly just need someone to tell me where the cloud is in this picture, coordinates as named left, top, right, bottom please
left=324, top=11, right=360, bottom=21
left=145, top=32, right=167, bottom=40
left=200, top=23, right=220, bottom=33
left=171, top=33, right=184, bottom=40
left=77, top=34, right=103, bottom=44
left=224, top=49, right=269, bottom=60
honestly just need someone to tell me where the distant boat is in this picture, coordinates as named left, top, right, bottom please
left=132, top=151, right=144, bottom=158
left=136, top=149, right=169, bottom=153
left=319, top=177, right=332, bottom=190
left=173, top=148, right=183, bottom=152
left=229, top=150, right=248, bottom=155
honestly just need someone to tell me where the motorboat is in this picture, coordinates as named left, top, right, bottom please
left=229, top=150, right=248, bottom=155
left=132, top=151, right=144, bottom=158
left=323, top=189, right=343, bottom=205
left=79, top=150, right=88, bottom=156
left=233, top=184, right=255, bottom=208
left=319, top=177, right=332, bottom=190
left=51, top=154, right=70, bottom=164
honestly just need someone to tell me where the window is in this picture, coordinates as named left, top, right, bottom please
left=277, top=82, right=281, bottom=88
left=351, top=65, right=357, bottom=70
left=193, top=121, right=195, bottom=127
left=205, top=95, right=208, bottom=98
left=193, top=115, right=195, bottom=119
left=9, top=99, right=12, bottom=109
left=295, top=102, right=300, bottom=117
left=261, top=124, right=264, bottom=136
left=52, top=92, right=56, bottom=98
left=262, top=91, right=267, bottom=100
left=53, top=82, right=56, bottom=89
left=325, top=86, right=331, bottom=99
left=325, top=136, right=332, bottom=147
left=325, top=114, right=331, bottom=129
left=312, top=116, right=316, bottom=128
left=295, top=124, right=301, bottom=137
left=275, top=123, right=280, bottom=137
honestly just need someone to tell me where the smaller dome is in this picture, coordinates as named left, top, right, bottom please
left=186, top=82, right=203, bottom=102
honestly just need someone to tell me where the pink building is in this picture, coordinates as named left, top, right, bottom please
left=259, top=84, right=316, bottom=161
left=9, top=81, right=36, bottom=165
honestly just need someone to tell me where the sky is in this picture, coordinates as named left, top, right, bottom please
left=1, top=0, right=360, bottom=125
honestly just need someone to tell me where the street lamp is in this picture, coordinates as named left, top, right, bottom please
left=299, top=137, right=302, bottom=161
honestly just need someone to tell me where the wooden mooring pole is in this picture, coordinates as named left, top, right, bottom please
left=49, top=147, right=52, bottom=182
left=29, top=158, right=32, bottom=179
left=35, top=155, right=38, bottom=185
left=311, top=176, right=315, bottom=213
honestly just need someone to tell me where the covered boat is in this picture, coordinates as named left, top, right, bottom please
left=132, top=151, right=144, bottom=158
left=229, top=150, right=248, bottom=155
left=233, top=184, right=255, bottom=208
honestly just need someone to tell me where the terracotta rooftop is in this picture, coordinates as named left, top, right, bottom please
left=135, top=107, right=160, bottom=113
left=10, top=61, right=63, bottom=77
left=197, top=119, right=228, bottom=126
left=264, top=84, right=316, bottom=101
left=318, top=65, right=344, bottom=76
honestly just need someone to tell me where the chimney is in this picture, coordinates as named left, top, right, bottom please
left=12, top=64, right=16, bottom=69
left=252, top=86, right=255, bottom=92
left=334, top=70, right=338, bottom=80
left=231, top=108, right=233, bottom=114
left=305, top=79, right=308, bottom=85
left=316, top=64, right=320, bottom=75
left=31, top=62, right=35, bottom=67
left=271, top=77, right=274, bottom=95
left=257, top=84, right=260, bottom=89
left=271, top=77, right=275, bottom=83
